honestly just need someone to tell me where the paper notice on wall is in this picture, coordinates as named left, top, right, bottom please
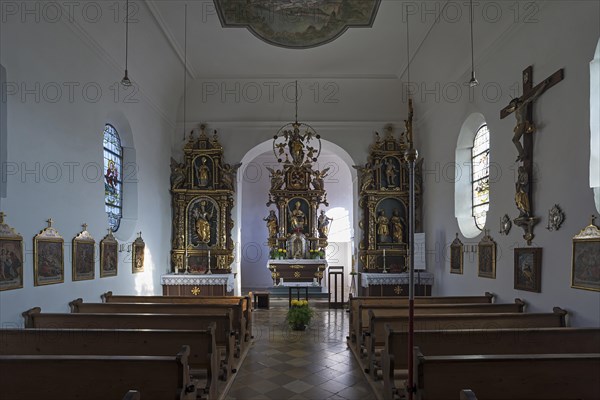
left=414, top=233, right=426, bottom=270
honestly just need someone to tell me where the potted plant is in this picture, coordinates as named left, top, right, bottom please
left=286, top=299, right=314, bottom=330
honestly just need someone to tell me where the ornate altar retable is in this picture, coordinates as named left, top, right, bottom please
left=267, top=259, right=327, bottom=285
left=263, top=114, right=333, bottom=287
left=355, top=100, right=423, bottom=273
left=360, top=272, right=433, bottom=296
left=161, top=273, right=235, bottom=296
left=166, top=126, right=240, bottom=295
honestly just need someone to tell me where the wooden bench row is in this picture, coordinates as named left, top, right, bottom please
left=365, top=307, right=567, bottom=379
left=348, top=293, right=494, bottom=343
left=355, top=299, right=525, bottom=351
left=382, top=326, right=600, bottom=399
left=100, top=292, right=253, bottom=342
left=0, top=325, right=220, bottom=399
left=23, top=306, right=237, bottom=383
left=0, top=346, right=197, bottom=400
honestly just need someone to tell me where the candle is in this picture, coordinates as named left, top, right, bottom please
left=208, top=249, right=211, bottom=268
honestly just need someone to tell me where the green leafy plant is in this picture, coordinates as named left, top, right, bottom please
left=286, top=300, right=314, bottom=330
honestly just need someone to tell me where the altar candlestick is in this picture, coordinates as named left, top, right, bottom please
left=206, top=249, right=212, bottom=275
left=383, top=249, right=388, bottom=273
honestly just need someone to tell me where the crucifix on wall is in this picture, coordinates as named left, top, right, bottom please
left=500, top=65, right=564, bottom=244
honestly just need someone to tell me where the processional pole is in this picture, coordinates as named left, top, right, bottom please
left=404, top=6, right=417, bottom=398
left=405, top=146, right=418, bottom=399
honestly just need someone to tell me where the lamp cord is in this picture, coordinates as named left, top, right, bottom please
left=470, top=0, right=475, bottom=76
left=406, top=5, right=410, bottom=96
left=125, top=0, right=129, bottom=71
left=295, top=80, right=298, bottom=124
left=183, top=3, right=187, bottom=141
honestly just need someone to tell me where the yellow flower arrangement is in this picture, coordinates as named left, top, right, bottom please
left=286, top=299, right=313, bottom=330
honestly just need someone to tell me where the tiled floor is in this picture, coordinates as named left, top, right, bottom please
left=224, top=301, right=377, bottom=400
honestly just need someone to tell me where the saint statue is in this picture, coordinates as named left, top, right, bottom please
left=390, top=208, right=404, bottom=243
left=317, top=210, right=333, bottom=238
left=515, top=166, right=530, bottom=217
left=376, top=209, right=390, bottom=242
left=385, top=158, right=397, bottom=188
left=193, top=200, right=213, bottom=244
left=288, top=129, right=304, bottom=164
left=195, top=157, right=210, bottom=187
left=263, top=210, right=278, bottom=238
left=288, top=201, right=306, bottom=231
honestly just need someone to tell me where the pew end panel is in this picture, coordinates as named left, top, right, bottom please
left=413, top=347, right=600, bottom=400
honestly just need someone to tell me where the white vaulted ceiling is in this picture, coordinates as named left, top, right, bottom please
left=61, top=0, right=556, bottom=134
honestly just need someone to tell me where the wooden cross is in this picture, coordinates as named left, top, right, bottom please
left=82, top=223, right=88, bottom=232
left=47, top=218, right=54, bottom=228
left=500, top=65, right=564, bottom=244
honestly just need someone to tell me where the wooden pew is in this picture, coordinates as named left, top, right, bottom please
left=355, top=299, right=525, bottom=350
left=0, top=326, right=220, bottom=399
left=101, top=291, right=252, bottom=342
left=0, top=346, right=197, bottom=400
left=71, top=298, right=247, bottom=356
left=413, top=347, right=600, bottom=400
left=123, top=391, right=140, bottom=400
left=382, top=327, right=600, bottom=400
left=365, top=308, right=567, bottom=379
left=23, top=307, right=237, bottom=380
left=459, top=390, right=477, bottom=400
left=348, top=293, right=494, bottom=343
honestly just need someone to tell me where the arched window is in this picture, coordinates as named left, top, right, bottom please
left=590, top=38, right=600, bottom=213
left=471, top=125, right=490, bottom=230
left=455, top=113, right=489, bottom=238
left=103, top=124, right=123, bottom=231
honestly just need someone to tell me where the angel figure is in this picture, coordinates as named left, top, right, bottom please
left=170, top=157, right=186, bottom=189
left=311, top=167, right=330, bottom=191
left=266, top=167, right=285, bottom=191
left=353, top=161, right=379, bottom=192
left=218, top=162, right=242, bottom=190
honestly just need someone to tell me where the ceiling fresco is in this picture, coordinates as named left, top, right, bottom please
left=214, top=0, right=381, bottom=49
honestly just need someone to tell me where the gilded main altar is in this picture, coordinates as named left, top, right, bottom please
left=169, top=126, right=240, bottom=273
left=264, top=121, right=331, bottom=284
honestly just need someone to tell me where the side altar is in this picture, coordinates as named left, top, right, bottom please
left=161, top=273, right=235, bottom=296
left=163, top=126, right=241, bottom=295
left=360, top=272, right=433, bottom=296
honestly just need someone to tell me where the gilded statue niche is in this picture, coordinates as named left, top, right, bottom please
left=170, top=125, right=240, bottom=274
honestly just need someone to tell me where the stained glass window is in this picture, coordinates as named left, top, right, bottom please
left=103, top=124, right=123, bottom=231
left=472, top=125, right=490, bottom=230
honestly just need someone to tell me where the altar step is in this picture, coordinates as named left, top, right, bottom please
left=267, top=286, right=329, bottom=299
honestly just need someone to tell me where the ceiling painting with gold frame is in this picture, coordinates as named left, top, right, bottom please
left=214, top=0, right=382, bottom=49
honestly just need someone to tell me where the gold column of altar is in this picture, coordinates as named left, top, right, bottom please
left=169, top=126, right=240, bottom=276
left=355, top=101, right=424, bottom=278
